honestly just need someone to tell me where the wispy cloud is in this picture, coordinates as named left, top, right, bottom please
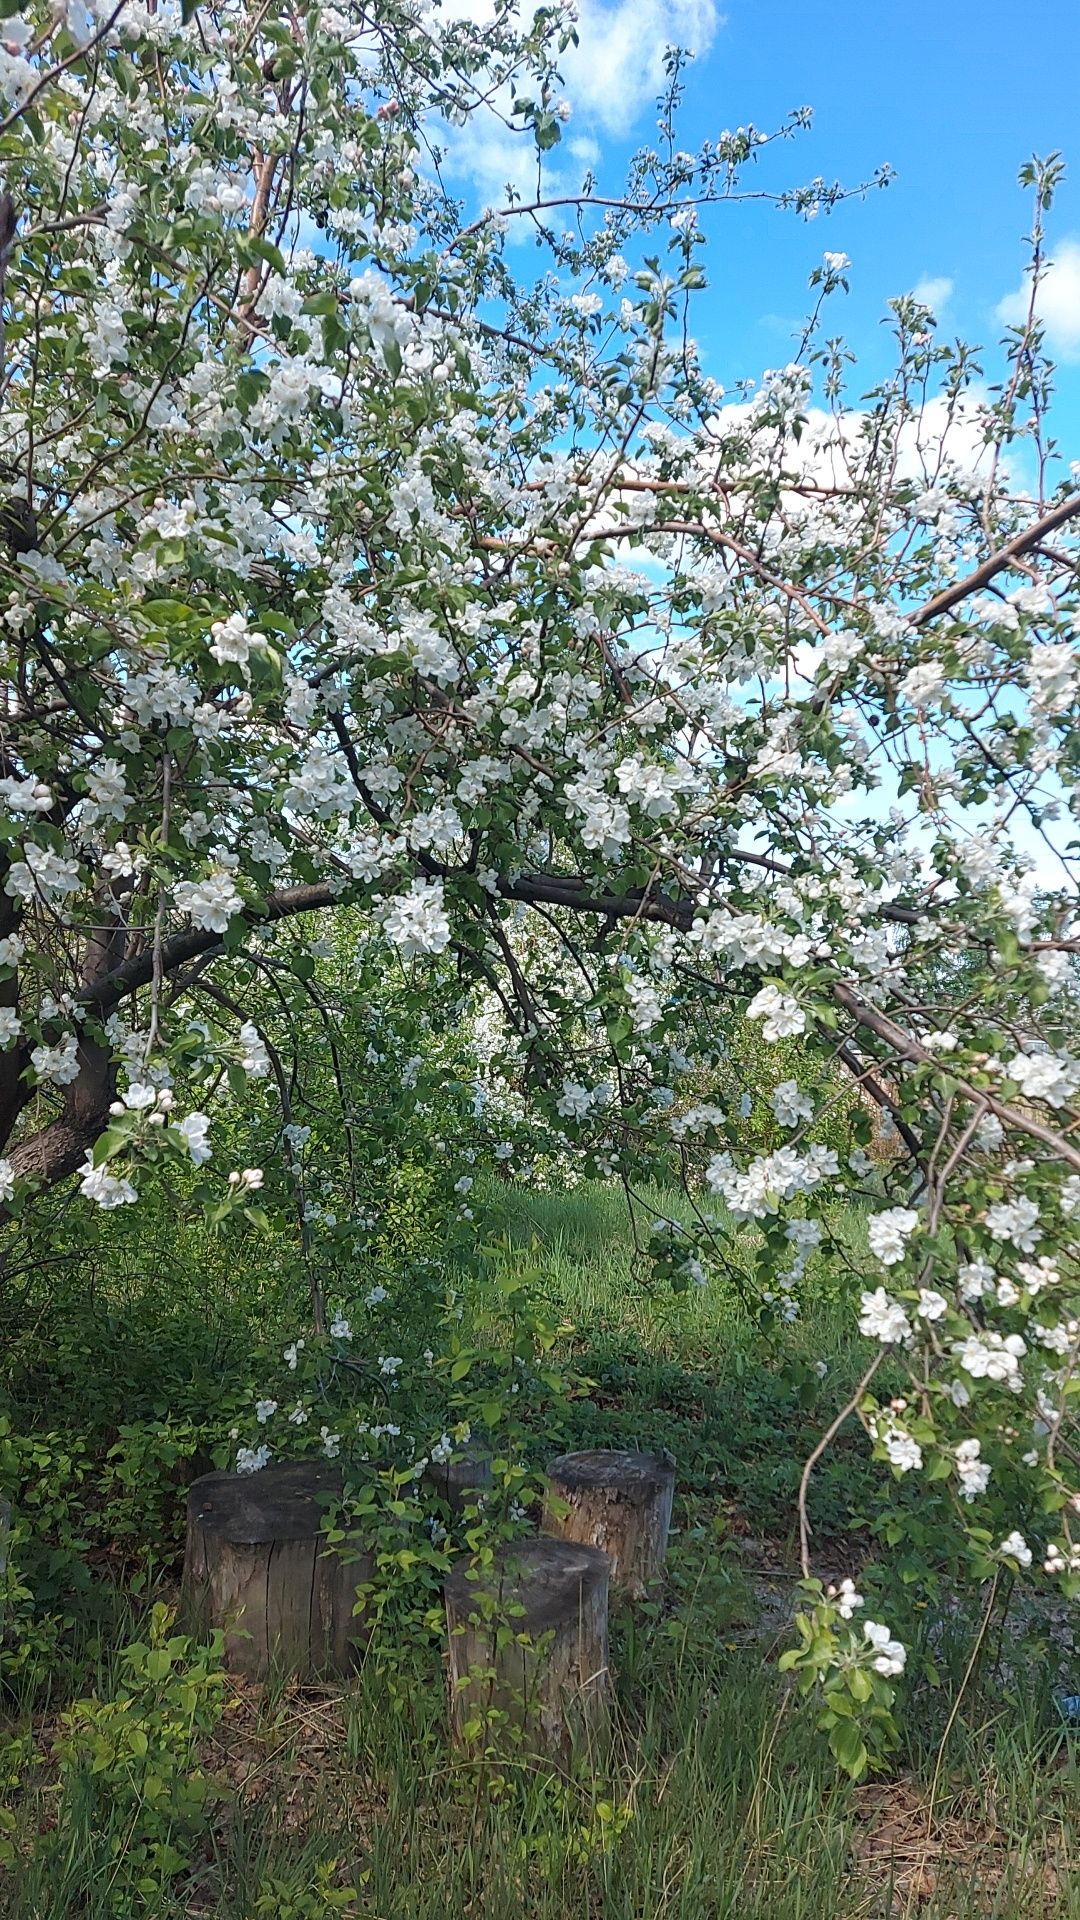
left=438, top=0, right=722, bottom=210
left=912, top=274, right=953, bottom=314
left=996, top=239, right=1080, bottom=362
left=561, top=0, right=721, bottom=136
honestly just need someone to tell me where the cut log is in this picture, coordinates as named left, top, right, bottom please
left=182, top=1462, right=374, bottom=1681
left=424, top=1448, right=492, bottom=1515
left=444, top=1539, right=609, bottom=1762
left=542, top=1448, right=675, bottom=1599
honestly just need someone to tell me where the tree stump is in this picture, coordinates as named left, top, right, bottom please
left=444, top=1539, right=609, bottom=1762
left=182, top=1462, right=374, bottom=1681
left=424, top=1448, right=492, bottom=1515
left=542, top=1448, right=675, bottom=1599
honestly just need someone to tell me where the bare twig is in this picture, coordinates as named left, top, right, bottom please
left=798, top=1350, right=885, bottom=1578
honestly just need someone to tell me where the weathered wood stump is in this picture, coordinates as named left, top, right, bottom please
left=182, top=1462, right=374, bottom=1681
left=444, top=1539, right=609, bottom=1761
left=424, top=1448, right=493, bottom=1515
left=542, top=1448, right=675, bottom=1599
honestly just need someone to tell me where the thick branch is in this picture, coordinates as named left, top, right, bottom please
left=910, top=492, right=1080, bottom=629
left=833, top=981, right=1080, bottom=1175
left=3, top=898, right=130, bottom=1181
left=78, top=882, right=341, bottom=1016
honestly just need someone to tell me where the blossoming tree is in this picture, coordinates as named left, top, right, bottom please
left=2, top=0, right=1080, bottom=1745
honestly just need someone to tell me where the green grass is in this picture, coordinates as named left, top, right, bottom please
left=2, top=1180, right=1079, bottom=1918
left=3, top=1607, right=1077, bottom=1920
left=486, top=1177, right=883, bottom=1545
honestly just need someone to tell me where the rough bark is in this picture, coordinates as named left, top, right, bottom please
left=444, top=1538, right=609, bottom=1763
left=542, top=1448, right=675, bottom=1600
left=182, top=1462, right=374, bottom=1681
left=2, top=909, right=127, bottom=1183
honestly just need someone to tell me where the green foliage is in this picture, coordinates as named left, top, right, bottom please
left=253, top=1863, right=359, bottom=1918
left=46, top=1605, right=228, bottom=1913
left=1, top=1180, right=1079, bottom=1915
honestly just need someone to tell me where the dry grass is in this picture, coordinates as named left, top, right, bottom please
left=851, top=1774, right=1074, bottom=1918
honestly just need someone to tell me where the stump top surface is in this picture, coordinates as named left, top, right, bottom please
left=445, top=1539, right=609, bottom=1631
left=187, top=1462, right=344, bottom=1542
left=546, top=1447, right=675, bottom=1492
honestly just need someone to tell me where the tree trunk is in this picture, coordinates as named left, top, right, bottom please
left=182, top=1462, right=374, bottom=1681
left=542, top=1448, right=675, bottom=1600
left=444, top=1538, right=609, bottom=1763
left=423, top=1448, right=492, bottom=1514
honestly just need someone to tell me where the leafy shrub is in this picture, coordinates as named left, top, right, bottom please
left=48, top=1604, right=228, bottom=1912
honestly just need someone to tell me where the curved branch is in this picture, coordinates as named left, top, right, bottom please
left=78, top=882, right=341, bottom=1015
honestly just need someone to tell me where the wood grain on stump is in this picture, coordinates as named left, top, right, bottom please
left=182, top=1462, right=374, bottom=1681
left=542, top=1448, right=675, bottom=1599
left=444, top=1539, right=609, bottom=1761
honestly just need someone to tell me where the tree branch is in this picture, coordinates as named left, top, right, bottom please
left=910, top=492, right=1080, bottom=629
left=833, top=981, right=1080, bottom=1174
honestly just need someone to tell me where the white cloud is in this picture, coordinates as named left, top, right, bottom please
left=438, top=0, right=722, bottom=207
left=701, top=389, right=997, bottom=495
left=996, top=239, right=1080, bottom=362
left=912, top=275, right=953, bottom=314
left=441, top=121, right=541, bottom=207
left=562, top=0, right=721, bottom=136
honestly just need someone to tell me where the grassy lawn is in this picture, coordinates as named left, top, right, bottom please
left=1, top=1183, right=1078, bottom=1918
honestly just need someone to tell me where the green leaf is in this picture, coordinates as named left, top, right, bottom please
left=136, top=599, right=194, bottom=625
left=828, top=1717, right=868, bottom=1779
left=246, top=234, right=287, bottom=275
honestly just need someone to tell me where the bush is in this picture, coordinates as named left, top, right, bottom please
left=47, top=1605, right=228, bottom=1913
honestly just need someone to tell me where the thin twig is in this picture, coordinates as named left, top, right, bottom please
left=925, top=1572, right=1000, bottom=1838
left=799, top=1350, right=885, bottom=1578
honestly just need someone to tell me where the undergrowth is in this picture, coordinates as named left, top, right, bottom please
left=1, top=1181, right=1077, bottom=1917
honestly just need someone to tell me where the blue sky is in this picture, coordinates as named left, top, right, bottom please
left=434, top=1, right=1080, bottom=885
left=698, top=1, right=1080, bottom=403
left=473, top=0, right=1080, bottom=455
